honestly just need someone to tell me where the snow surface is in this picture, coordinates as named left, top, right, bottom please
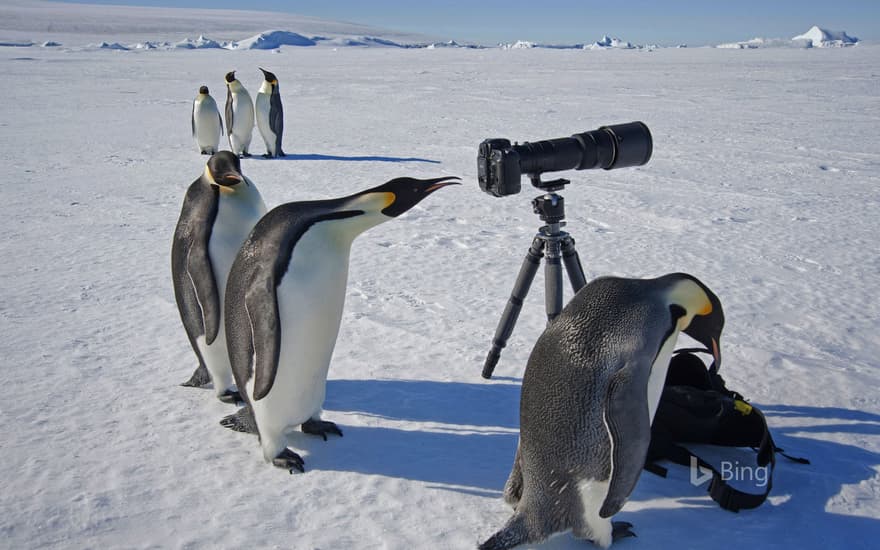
left=1, top=4, right=880, bottom=550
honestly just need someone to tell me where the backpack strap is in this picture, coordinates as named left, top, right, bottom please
left=647, top=387, right=785, bottom=512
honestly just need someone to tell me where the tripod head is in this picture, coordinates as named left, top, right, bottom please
left=530, top=174, right=568, bottom=225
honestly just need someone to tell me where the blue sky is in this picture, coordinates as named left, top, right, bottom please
left=58, top=0, right=878, bottom=45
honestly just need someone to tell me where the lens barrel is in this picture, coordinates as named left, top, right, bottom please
left=517, top=121, right=652, bottom=175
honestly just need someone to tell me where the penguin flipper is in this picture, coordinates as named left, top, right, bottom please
left=245, top=278, right=281, bottom=401
left=218, top=112, right=224, bottom=136
left=191, top=102, right=196, bottom=137
left=599, top=360, right=652, bottom=518
left=225, top=88, right=234, bottom=136
left=270, top=94, right=283, bottom=154
left=185, top=240, right=221, bottom=344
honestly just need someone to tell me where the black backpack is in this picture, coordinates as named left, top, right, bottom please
left=644, top=348, right=809, bottom=512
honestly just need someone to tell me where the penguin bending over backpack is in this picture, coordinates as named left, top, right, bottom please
left=222, top=176, right=459, bottom=472
left=480, top=273, right=723, bottom=549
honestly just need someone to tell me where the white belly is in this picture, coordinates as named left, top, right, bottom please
left=647, top=332, right=679, bottom=424
left=202, top=181, right=266, bottom=393
left=255, top=93, right=274, bottom=139
left=250, top=220, right=353, bottom=435
left=577, top=479, right=613, bottom=548
left=230, top=91, right=254, bottom=138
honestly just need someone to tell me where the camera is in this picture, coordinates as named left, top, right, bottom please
left=477, top=121, right=653, bottom=197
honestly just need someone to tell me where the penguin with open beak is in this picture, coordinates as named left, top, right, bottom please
left=222, top=176, right=459, bottom=472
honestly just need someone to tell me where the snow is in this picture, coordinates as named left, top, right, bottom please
left=1, top=3, right=880, bottom=550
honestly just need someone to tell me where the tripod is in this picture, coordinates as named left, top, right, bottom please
left=482, top=177, right=588, bottom=379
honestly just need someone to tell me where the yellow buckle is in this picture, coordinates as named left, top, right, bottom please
left=734, top=399, right=753, bottom=415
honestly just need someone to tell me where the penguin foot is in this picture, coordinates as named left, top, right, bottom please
left=218, top=389, right=243, bottom=404
left=301, top=419, right=343, bottom=441
left=220, top=405, right=258, bottom=434
left=277, top=150, right=286, bottom=157
left=180, top=364, right=211, bottom=388
left=262, top=153, right=272, bottom=159
left=612, top=521, right=636, bottom=541
left=239, top=152, right=251, bottom=159
left=273, top=448, right=305, bottom=474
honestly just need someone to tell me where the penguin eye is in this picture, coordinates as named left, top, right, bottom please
left=669, top=304, right=687, bottom=320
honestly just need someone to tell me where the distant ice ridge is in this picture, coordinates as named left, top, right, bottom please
left=792, top=26, right=858, bottom=48
left=6, top=24, right=860, bottom=52
left=174, top=35, right=222, bottom=49
left=587, top=35, right=635, bottom=49
left=717, top=26, right=859, bottom=49
left=91, top=41, right=129, bottom=50
left=70, top=29, right=433, bottom=51
left=500, top=35, right=643, bottom=50
left=227, top=30, right=315, bottom=49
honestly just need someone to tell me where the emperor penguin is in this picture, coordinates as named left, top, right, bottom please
left=480, top=273, right=724, bottom=550
left=172, top=151, right=267, bottom=403
left=224, top=71, right=254, bottom=158
left=222, top=176, right=459, bottom=472
left=255, top=68, right=285, bottom=158
left=191, top=85, right=223, bottom=155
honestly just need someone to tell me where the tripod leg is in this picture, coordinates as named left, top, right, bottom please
left=544, top=238, right=564, bottom=323
left=482, top=238, right=544, bottom=379
left=561, top=236, right=587, bottom=293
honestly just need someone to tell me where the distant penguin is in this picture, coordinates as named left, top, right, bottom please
left=173, top=151, right=267, bottom=402
left=224, top=71, right=254, bottom=158
left=221, top=176, right=459, bottom=472
left=255, top=67, right=285, bottom=158
left=480, top=273, right=724, bottom=550
left=192, top=85, right=223, bottom=155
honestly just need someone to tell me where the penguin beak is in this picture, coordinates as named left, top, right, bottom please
left=425, top=179, right=459, bottom=193
left=216, top=172, right=243, bottom=187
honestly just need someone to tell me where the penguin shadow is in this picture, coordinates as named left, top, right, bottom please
left=619, top=404, right=880, bottom=549
left=251, top=152, right=441, bottom=164
left=301, top=378, right=521, bottom=495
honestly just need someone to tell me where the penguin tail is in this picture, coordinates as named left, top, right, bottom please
left=478, top=513, right=532, bottom=550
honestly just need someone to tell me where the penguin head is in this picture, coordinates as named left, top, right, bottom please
left=665, top=273, right=725, bottom=370
left=205, top=151, right=247, bottom=191
left=367, top=176, right=460, bottom=218
left=330, top=176, right=459, bottom=240
left=259, top=67, right=278, bottom=85
left=224, top=71, right=236, bottom=84
left=198, top=85, right=210, bottom=95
